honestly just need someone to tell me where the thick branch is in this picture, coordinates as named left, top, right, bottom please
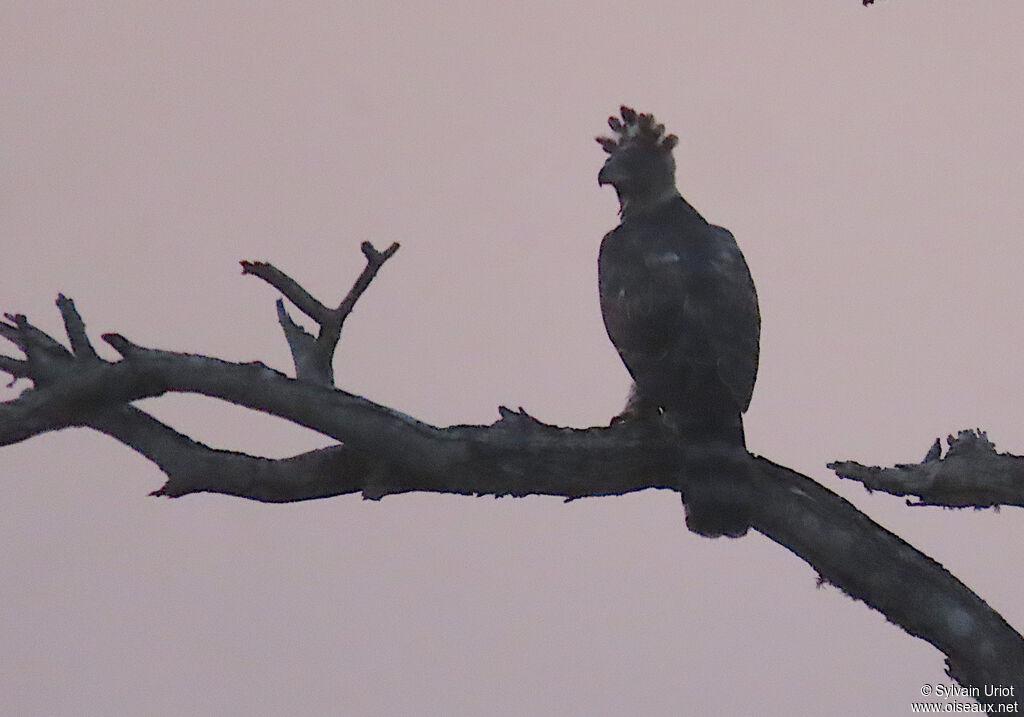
left=0, top=299, right=394, bottom=502
left=0, top=340, right=677, bottom=499
left=90, top=404, right=376, bottom=502
left=830, top=430, right=1024, bottom=508
left=2, top=307, right=1022, bottom=706
left=751, top=457, right=1024, bottom=700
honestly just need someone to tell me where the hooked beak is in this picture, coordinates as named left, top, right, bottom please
left=598, top=159, right=620, bottom=187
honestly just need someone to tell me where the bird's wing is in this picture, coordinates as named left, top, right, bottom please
left=698, top=225, right=760, bottom=412
left=599, top=219, right=760, bottom=413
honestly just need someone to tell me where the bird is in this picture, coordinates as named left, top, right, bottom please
left=596, top=106, right=760, bottom=537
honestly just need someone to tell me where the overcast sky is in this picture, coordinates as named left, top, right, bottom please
left=3, top=2, right=1024, bottom=715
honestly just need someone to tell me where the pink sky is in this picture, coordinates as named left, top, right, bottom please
left=3, top=2, right=1023, bottom=715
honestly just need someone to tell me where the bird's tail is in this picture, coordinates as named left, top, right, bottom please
left=671, top=414, right=753, bottom=539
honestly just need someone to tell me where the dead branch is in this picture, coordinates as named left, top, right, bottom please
left=830, top=430, right=1024, bottom=509
left=1, top=299, right=1022, bottom=704
left=241, top=240, right=400, bottom=385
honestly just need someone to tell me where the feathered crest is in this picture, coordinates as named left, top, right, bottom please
left=596, top=106, right=678, bottom=154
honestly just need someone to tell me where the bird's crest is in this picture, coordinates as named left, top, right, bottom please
left=596, top=106, right=678, bottom=155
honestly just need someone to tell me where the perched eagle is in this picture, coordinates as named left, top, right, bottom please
left=596, top=106, right=760, bottom=537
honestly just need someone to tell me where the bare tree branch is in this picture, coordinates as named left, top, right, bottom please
left=750, top=458, right=1024, bottom=700
left=0, top=297, right=387, bottom=501
left=1, top=301, right=1022, bottom=705
left=830, top=429, right=1024, bottom=509
left=241, top=240, right=400, bottom=385
left=241, top=261, right=333, bottom=325
left=90, top=404, right=375, bottom=502
left=0, top=319, right=675, bottom=498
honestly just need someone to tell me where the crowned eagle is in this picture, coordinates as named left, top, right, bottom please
left=596, top=107, right=760, bottom=537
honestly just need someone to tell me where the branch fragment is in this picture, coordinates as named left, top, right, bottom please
left=241, top=261, right=331, bottom=324
left=56, top=294, right=98, bottom=359
left=241, top=241, right=400, bottom=385
left=830, top=429, right=1024, bottom=508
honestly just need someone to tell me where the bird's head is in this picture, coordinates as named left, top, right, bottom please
left=597, top=106, right=679, bottom=220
